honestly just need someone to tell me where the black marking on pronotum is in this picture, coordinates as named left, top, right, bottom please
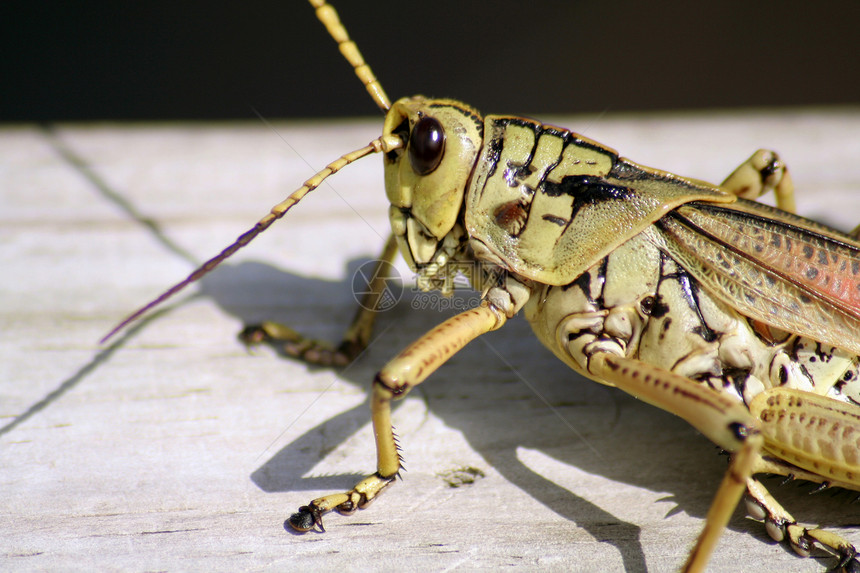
left=504, top=162, right=535, bottom=188
left=610, top=157, right=698, bottom=190
left=489, top=118, right=542, bottom=175
left=484, top=136, right=505, bottom=179
left=542, top=214, right=567, bottom=226
left=488, top=117, right=617, bottom=174
left=542, top=176, right=635, bottom=222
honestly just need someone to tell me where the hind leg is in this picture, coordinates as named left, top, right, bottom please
left=720, top=149, right=796, bottom=213
left=746, top=476, right=859, bottom=571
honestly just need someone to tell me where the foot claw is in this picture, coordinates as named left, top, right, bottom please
left=288, top=505, right=323, bottom=533
left=837, top=547, right=859, bottom=573
left=238, top=324, right=275, bottom=346
left=843, top=557, right=860, bottom=573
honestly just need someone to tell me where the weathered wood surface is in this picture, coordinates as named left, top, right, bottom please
left=3, top=110, right=859, bottom=571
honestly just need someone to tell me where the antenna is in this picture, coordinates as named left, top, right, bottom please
left=102, top=2, right=400, bottom=343
left=102, top=136, right=401, bottom=343
left=309, top=0, right=391, bottom=112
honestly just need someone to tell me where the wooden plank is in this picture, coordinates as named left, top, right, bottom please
left=2, top=111, right=859, bottom=571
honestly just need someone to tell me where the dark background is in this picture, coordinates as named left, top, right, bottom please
left=3, top=1, right=859, bottom=122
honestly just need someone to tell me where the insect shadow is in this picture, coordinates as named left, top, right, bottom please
left=198, top=257, right=856, bottom=569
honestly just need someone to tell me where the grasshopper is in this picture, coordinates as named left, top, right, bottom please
left=104, top=1, right=860, bottom=571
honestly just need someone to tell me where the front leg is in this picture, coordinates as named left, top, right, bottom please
left=288, top=300, right=507, bottom=532
left=241, top=233, right=399, bottom=367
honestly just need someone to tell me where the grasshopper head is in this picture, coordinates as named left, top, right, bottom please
left=383, top=96, right=484, bottom=273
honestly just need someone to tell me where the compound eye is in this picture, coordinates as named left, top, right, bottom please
left=408, top=116, right=445, bottom=175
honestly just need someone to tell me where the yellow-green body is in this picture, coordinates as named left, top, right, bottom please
left=379, top=95, right=860, bottom=570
